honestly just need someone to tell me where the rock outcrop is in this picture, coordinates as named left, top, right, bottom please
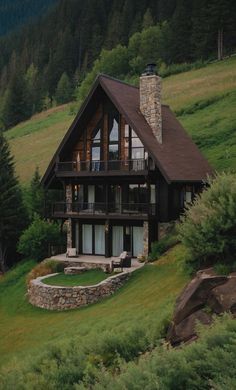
left=168, top=269, right=236, bottom=346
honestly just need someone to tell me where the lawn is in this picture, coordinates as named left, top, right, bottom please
left=43, top=269, right=110, bottom=286
left=5, top=56, right=236, bottom=183
left=0, top=245, right=188, bottom=368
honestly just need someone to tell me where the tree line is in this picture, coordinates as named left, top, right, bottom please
left=0, top=0, right=235, bottom=130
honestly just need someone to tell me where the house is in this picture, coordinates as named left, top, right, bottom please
left=42, top=64, right=213, bottom=258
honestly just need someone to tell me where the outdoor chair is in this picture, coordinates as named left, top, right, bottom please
left=66, top=248, right=78, bottom=258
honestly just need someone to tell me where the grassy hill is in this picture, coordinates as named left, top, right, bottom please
left=0, top=246, right=188, bottom=368
left=1, top=248, right=236, bottom=388
left=5, top=56, right=236, bottom=183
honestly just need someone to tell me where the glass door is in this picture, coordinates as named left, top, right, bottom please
left=132, top=226, right=144, bottom=257
left=112, top=226, right=124, bottom=256
left=94, top=225, right=105, bottom=255
left=82, top=224, right=92, bottom=254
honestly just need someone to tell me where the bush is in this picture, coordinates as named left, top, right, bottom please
left=148, top=229, right=179, bottom=262
left=18, top=216, right=63, bottom=262
left=178, top=172, right=236, bottom=271
left=26, top=259, right=65, bottom=286
left=213, top=263, right=231, bottom=276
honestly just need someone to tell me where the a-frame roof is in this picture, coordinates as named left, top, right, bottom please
left=42, top=74, right=214, bottom=187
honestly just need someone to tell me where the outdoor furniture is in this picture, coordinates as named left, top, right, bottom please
left=111, top=251, right=132, bottom=271
left=66, top=248, right=78, bottom=258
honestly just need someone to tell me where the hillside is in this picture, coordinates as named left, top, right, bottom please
left=0, top=0, right=57, bottom=36
left=0, top=245, right=188, bottom=367
left=1, top=248, right=236, bottom=388
left=6, top=56, right=236, bottom=183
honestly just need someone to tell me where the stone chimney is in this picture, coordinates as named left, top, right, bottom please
left=140, top=63, right=162, bottom=144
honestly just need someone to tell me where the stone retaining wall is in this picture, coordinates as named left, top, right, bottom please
left=28, top=271, right=131, bottom=311
left=58, top=260, right=111, bottom=273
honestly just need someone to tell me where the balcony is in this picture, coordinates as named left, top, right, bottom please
left=55, top=159, right=148, bottom=177
left=51, top=202, right=157, bottom=219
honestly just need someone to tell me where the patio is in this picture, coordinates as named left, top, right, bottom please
left=51, top=253, right=144, bottom=272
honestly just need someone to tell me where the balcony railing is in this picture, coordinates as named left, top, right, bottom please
left=52, top=202, right=157, bottom=217
left=56, top=159, right=147, bottom=173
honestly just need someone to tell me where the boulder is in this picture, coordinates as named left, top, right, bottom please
left=173, top=274, right=227, bottom=325
left=207, top=276, right=236, bottom=314
left=167, top=309, right=212, bottom=346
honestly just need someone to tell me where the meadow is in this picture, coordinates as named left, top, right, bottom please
left=5, top=56, right=236, bottom=183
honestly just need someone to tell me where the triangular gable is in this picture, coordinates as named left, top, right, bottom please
left=42, top=74, right=214, bottom=187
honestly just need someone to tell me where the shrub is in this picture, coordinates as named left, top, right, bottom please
left=178, top=172, right=236, bottom=271
left=213, top=263, right=231, bottom=276
left=148, top=228, right=179, bottom=262
left=26, top=259, right=65, bottom=286
left=18, top=215, right=63, bottom=262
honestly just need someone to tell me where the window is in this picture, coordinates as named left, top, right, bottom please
left=131, top=129, right=144, bottom=160
left=91, top=123, right=102, bottom=171
left=108, top=112, right=119, bottom=166
left=124, top=125, right=145, bottom=170
left=73, top=184, right=84, bottom=202
left=129, top=184, right=147, bottom=204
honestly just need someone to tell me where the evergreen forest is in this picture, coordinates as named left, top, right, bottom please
left=0, top=0, right=57, bottom=36
left=0, top=0, right=236, bottom=130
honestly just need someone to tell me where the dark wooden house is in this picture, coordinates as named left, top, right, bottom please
left=42, top=66, right=213, bottom=258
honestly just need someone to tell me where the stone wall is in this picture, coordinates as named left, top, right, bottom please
left=140, top=74, right=162, bottom=144
left=28, top=271, right=131, bottom=311
left=59, top=260, right=111, bottom=273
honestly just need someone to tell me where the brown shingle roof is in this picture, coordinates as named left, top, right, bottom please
left=42, top=74, right=214, bottom=187
left=100, top=75, right=213, bottom=182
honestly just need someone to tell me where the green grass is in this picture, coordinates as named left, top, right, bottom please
left=43, top=269, right=109, bottom=286
left=5, top=56, right=236, bottom=183
left=0, top=245, right=188, bottom=368
left=179, top=91, right=236, bottom=171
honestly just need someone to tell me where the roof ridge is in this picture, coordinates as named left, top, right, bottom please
left=98, top=73, right=139, bottom=89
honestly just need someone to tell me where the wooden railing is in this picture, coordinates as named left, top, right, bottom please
left=55, top=159, right=147, bottom=173
left=52, top=202, right=157, bottom=217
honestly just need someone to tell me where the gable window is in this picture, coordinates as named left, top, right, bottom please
left=131, top=129, right=144, bottom=160
left=108, top=111, right=119, bottom=169
left=91, top=123, right=102, bottom=171
left=124, top=125, right=146, bottom=170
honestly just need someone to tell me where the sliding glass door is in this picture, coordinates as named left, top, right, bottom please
left=82, top=224, right=105, bottom=255
left=82, top=224, right=93, bottom=254
left=95, top=225, right=105, bottom=255
left=132, top=226, right=144, bottom=257
left=112, top=226, right=124, bottom=256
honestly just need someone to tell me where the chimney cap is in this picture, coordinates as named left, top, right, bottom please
left=142, top=63, right=157, bottom=76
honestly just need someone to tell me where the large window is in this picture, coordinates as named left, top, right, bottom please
left=108, top=111, right=119, bottom=169
left=129, top=184, right=147, bottom=204
left=124, top=125, right=145, bottom=170
left=91, top=123, right=102, bottom=171
left=131, top=129, right=144, bottom=160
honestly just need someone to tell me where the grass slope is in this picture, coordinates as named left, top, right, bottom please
left=5, top=57, right=236, bottom=183
left=0, top=246, right=188, bottom=368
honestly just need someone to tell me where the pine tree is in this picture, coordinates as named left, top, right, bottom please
left=0, top=132, right=27, bottom=271
left=55, top=72, right=73, bottom=105
left=1, top=71, right=29, bottom=129
left=27, top=167, right=45, bottom=220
